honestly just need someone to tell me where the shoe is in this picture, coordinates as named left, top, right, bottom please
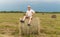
left=20, top=20, right=24, bottom=23
left=28, top=24, right=31, bottom=26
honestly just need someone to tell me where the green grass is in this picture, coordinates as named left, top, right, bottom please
left=0, top=13, right=60, bottom=37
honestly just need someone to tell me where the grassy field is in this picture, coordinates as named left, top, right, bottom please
left=0, top=13, right=60, bottom=37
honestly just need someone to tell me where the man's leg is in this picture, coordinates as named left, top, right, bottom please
left=28, top=16, right=32, bottom=26
left=22, top=16, right=26, bottom=21
left=20, top=16, right=26, bottom=23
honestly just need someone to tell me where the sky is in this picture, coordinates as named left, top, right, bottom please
left=0, top=0, right=60, bottom=12
left=0, top=0, right=20, bottom=11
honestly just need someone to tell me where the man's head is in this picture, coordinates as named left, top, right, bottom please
left=27, top=5, right=31, bottom=11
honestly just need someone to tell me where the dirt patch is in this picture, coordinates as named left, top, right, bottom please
left=0, top=22, right=17, bottom=26
left=0, top=22, right=18, bottom=35
left=0, top=34, right=14, bottom=37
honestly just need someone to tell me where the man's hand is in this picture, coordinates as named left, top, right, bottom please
left=32, top=12, right=35, bottom=17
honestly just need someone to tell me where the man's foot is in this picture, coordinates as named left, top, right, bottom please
left=28, top=24, right=31, bottom=26
left=20, top=20, right=24, bottom=23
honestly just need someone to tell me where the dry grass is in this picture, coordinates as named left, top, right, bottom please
left=0, top=13, right=60, bottom=37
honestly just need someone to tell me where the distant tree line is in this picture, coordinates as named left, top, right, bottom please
left=0, top=11, right=60, bottom=13
left=0, top=11, right=24, bottom=13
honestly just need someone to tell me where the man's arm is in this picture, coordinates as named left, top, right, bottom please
left=32, top=11, right=35, bottom=17
left=32, top=10, right=35, bottom=16
left=23, top=11, right=27, bottom=16
left=25, top=11, right=28, bottom=16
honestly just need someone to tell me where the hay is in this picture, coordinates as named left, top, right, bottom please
left=51, top=15, right=56, bottom=18
left=19, top=17, right=40, bottom=37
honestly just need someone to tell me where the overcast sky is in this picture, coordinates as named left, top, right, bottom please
left=20, top=0, right=60, bottom=3
left=0, top=0, right=60, bottom=12
left=0, top=0, right=60, bottom=4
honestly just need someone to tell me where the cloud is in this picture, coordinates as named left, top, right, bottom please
left=0, top=0, right=20, bottom=4
left=0, top=0, right=60, bottom=4
left=20, top=0, right=60, bottom=3
left=41, top=0, right=60, bottom=3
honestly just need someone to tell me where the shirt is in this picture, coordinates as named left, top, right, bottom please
left=26, top=9, right=35, bottom=17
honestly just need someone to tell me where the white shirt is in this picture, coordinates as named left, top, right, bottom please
left=26, top=9, right=35, bottom=17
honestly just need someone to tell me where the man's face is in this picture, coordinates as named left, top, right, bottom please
left=28, top=7, right=31, bottom=11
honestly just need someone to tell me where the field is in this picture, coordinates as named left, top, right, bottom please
left=0, top=13, right=60, bottom=37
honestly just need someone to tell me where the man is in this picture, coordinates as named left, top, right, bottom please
left=20, top=5, right=35, bottom=26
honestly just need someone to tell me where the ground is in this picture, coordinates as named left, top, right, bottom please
left=0, top=13, right=60, bottom=37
